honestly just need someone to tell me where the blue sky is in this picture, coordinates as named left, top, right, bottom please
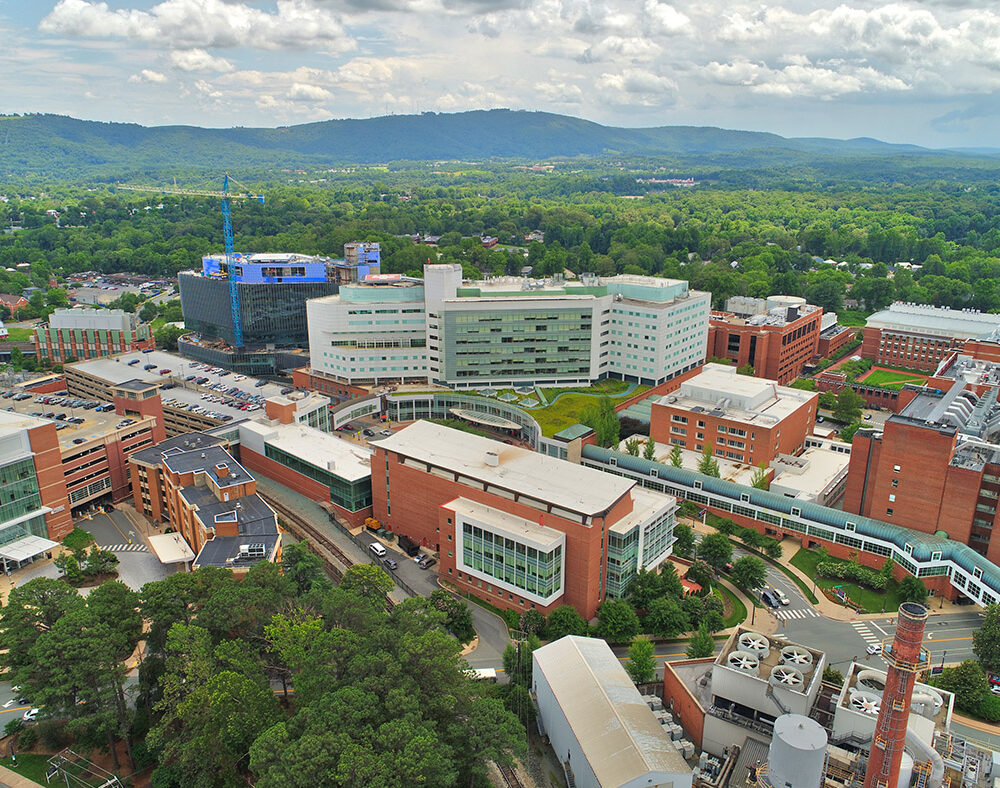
left=3, top=0, right=1000, bottom=148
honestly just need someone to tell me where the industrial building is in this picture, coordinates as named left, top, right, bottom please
left=707, top=296, right=826, bottom=384
left=35, top=308, right=154, bottom=363
left=179, top=244, right=379, bottom=349
left=370, top=420, right=678, bottom=617
left=648, top=363, right=819, bottom=467
left=844, top=353, right=1000, bottom=565
left=532, top=636, right=692, bottom=788
left=306, top=265, right=710, bottom=388
left=861, top=302, right=1000, bottom=371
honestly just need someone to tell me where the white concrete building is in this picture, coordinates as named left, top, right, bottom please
left=532, top=635, right=692, bottom=788
left=307, top=265, right=710, bottom=388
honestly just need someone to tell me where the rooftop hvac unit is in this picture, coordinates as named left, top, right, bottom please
left=727, top=650, right=760, bottom=676
left=739, top=631, right=771, bottom=658
left=856, top=669, right=887, bottom=694
left=849, top=690, right=882, bottom=715
left=238, top=543, right=266, bottom=559
left=780, top=645, right=815, bottom=673
left=769, top=665, right=805, bottom=691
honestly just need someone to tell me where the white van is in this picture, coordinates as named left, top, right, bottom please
left=368, top=542, right=387, bottom=558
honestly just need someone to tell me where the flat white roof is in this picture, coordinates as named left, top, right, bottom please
left=660, top=363, right=814, bottom=426
left=770, top=445, right=851, bottom=501
left=147, top=532, right=196, bottom=564
left=240, top=421, right=372, bottom=482
left=610, top=486, right=676, bottom=535
left=444, top=497, right=564, bottom=550
left=867, top=302, right=1000, bottom=339
left=0, top=409, right=51, bottom=436
left=378, top=420, right=634, bottom=517
left=0, top=535, right=59, bottom=562
left=533, top=636, right=691, bottom=784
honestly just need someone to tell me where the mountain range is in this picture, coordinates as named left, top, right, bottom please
left=0, top=108, right=988, bottom=177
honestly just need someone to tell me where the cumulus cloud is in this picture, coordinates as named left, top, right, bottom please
left=128, top=69, right=167, bottom=83
left=580, top=35, right=661, bottom=63
left=596, top=67, right=677, bottom=105
left=169, top=49, right=234, bottom=73
left=40, top=0, right=353, bottom=51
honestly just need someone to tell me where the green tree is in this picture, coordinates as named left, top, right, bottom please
left=582, top=397, right=620, bottom=448
left=83, top=547, right=119, bottom=577
left=139, top=301, right=158, bottom=322
left=281, top=541, right=330, bottom=595
left=974, top=604, right=1000, bottom=674
left=519, top=608, right=545, bottom=637
left=833, top=388, right=865, bottom=423
left=624, top=437, right=641, bottom=456
left=935, top=660, right=989, bottom=711
left=685, top=560, right=714, bottom=591
left=646, top=596, right=689, bottom=638
left=338, top=563, right=393, bottom=607
left=429, top=590, right=476, bottom=643
left=54, top=551, right=84, bottom=584
left=597, top=599, right=640, bottom=643
left=697, top=446, right=720, bottom=477
left=0, top=577, right=84, bottom=676
left=545, top=605, right=589, bottom=640
left=155, top=324, right=184, bottom=351
left=502, top=635, right=541, bottom=687
left=686, top=623, right=715, bottom=659
left=898, top=575, right=928, bottom=603
left=840, top=422, right=862, bottom=442
left=697, top=532, right=733, bottom=571
left=627, top=567, right=664, bottom=611
left=669, top=444, right=683, bottom=468
left=672, top=524, right=695, bottom=558
left=643, top=436, right=657, bottom=461
left=823, top=666, right=845, bottom=687
left=750, top=464, right=770, bottom=490
left=730, top=556, right=767, bottom=592
left=625, top=636, right=656, bottom=683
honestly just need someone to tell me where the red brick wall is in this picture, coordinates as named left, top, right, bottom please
left=965, top=339, right=1000, bottom=364
left=861, top=327, right=963, bottom=372
left=27, top=423, right=73, bottom=540
left=292, top=367, right=369, bottom=401
left=663, top=659, right=712, bottom=748
left=239, top=446, right=372, bottom=528
left=817, top=327, right=857, bottom=358
left=113, top=393, right=166, bottom=443
left=708, top=309, right=822, bottom=384
left=372, top=446, right=610, bottom=618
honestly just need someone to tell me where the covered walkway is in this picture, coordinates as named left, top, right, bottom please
left=0, top=535, right=59, bottom=572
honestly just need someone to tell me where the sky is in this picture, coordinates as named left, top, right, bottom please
left=3, top=0, right=1000, bottom=148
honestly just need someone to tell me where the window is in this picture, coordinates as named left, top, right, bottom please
left=845, top=521, right=856, bottom=532
left=890, top=479, right=898, bottom=488
left=886, top=508, right=893, bottom=516
left=893, top=465, right=901, bottom=472
left=888, top=494, right=896, bottom=502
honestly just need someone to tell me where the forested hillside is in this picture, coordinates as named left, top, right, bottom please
left=0, top=109, right=988, bottom=179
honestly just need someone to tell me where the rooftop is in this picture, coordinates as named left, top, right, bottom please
left=443, top=497, right=564, bottom=550
left=162, top=445, right=252, bottom=488
left=377, top=420, right=635, bottom=517
left=658, top=363, right=815, bottom=425
left=238, top=421, right=372, bottom=482
left=533, top=636, right=691, bottom=784
left=867, top=302, right=1000, bottom=340
left=609, top=486, right=677, bottom=535
left=129, top=432, right=227, bottom=466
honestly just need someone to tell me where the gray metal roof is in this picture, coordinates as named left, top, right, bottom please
left=581, top=445, right=1000, bottom=595
left=161, top=446, right=252, bottom=488
left=129, top=432, right=226, bottom=465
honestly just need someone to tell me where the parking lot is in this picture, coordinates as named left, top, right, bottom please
left=0, top=389, right=129, bottom=446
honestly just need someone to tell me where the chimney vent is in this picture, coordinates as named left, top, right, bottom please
left=215, top=463, right=229, bottom=478
left=485, top=451, right=499, bottom=467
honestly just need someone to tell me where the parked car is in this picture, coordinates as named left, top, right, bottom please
left=418, top=557, right=437, bottom=570
left=255, top=380, right=267, bottom=387
left=22, top=708, right=39, bottom=722
left=363, top=428, right=375, bottom=437
left=866, top=644, right=882, bottom=656
left=774, top=588, right=790, bottom=606
left=128, top=359, right=140, bottom=366
left=72, top=438, right=87, bottom=444
left=382, top=558, right=398, bottom=571
left=761, top=590, right=779, bottom=609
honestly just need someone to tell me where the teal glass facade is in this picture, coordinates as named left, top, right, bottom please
left=461, top=521, right=562, bottom=599
left=605, top=511, right=675, bottom=598
left=0, top=457, right=48, bottom=547
left=441, top=308, right=593, bottom=381
left=264, top=444, right=372, bottom=511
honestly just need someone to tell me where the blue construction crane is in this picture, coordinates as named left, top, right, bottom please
left=115, top=174, right=265, bottom=348
left=221, top=174, right=242, bottom=347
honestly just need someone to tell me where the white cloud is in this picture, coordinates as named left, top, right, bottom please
left=580, top=35, right=661, bottom=63
left=596, top=67, right=677, bottom=105
left=169, top=49, right=234, bottom=73
left=128, top=69, right=167, bottom=83
left=40, top=0, right=353, bottom=51
left=534, top=79, right=584, bottom=103
left=289, top=82, right=334, bottom=101
left=644, top=0, right=691, bottom=34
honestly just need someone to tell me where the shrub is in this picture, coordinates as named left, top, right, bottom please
left=971, top=693, right=1000, bottom=723
left=16, top=726, right=38, bottom=750
left=38, top=719, right=71, bottom=749
left=815, top=560, right=888, bottom=590
left=4, top=718, right=24, bottom=737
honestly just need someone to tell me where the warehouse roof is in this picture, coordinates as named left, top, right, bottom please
left=376, top=420, right=634, bottom=517
left=533, top=636, right=690, bottom=784
left=866, top=302, right=1000, bottom=340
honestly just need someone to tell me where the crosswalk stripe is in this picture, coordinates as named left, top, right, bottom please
left=774, top=608, right=819, bottom=620
left=98, top=543, right=148, bottom=553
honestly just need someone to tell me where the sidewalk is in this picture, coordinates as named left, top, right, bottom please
left=686, top=516, right=961, bottom=623
left=0, top=763, right=43, bottom=787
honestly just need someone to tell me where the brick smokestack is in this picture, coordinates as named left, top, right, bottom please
left=863, top=602, right=930, bottom=788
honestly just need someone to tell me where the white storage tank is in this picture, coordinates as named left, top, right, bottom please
left=766, top=295, right=807, bottom=311
left=897, top=751, right=913, bottom=788
left=766, top=714, right=827, bottom=788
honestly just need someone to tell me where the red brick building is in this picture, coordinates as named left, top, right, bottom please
left=35, top=308, right=154, bottom=363
left=861, top=302, right=1000, bottom=372
left=844, top=356, right=1000, bottom=565
left=649, top=363, right=818, bottom=466
left=371, top=420, right=678, bottom=618
left=707, top=296, right=826, bottom=384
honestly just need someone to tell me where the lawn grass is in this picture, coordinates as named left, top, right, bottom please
left=715, top=583, right=748, bottom=628
left=2, top=326, right=34, bottom=341
left=790, top=547, right=903, bottom=613
left=837, top=310, right=870, bottom=327
left=150, top=316, right=167, bottom=332
left=0, top=753, right=50, bottom=785
left=530, top=384, right=650, bottom=437
left=859, top=368, right=929, bottom=390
